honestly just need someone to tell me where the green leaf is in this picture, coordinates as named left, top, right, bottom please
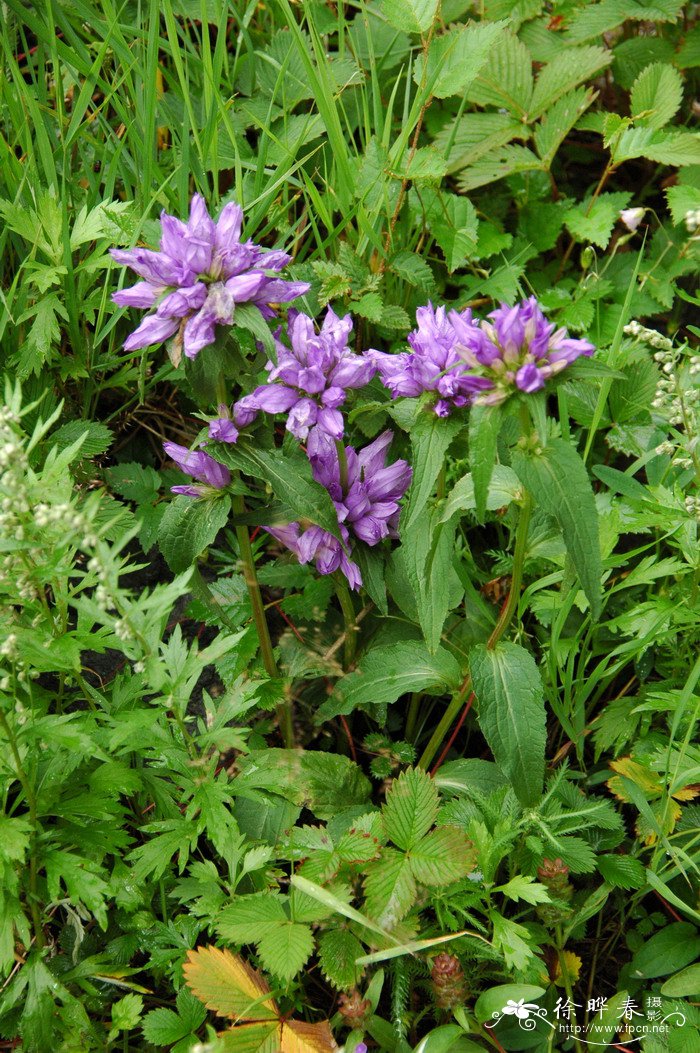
left=409, top=827, right=475, bottom=885
left=212, top=441, right=340, bottom=539
left=586, top=990, right=630, bottom=1049
left=257, top=922, right=314, bottom=981
left=457, top=146, right=543, bottom=192
left=404, top=412, right=463, bottom=529
left=51, top=420, right=113, bottom=458
left=470, top=642, right=546, bottom=806
left=661, top=963, right=700, bottom=997
left=496, top=875, right=551, bottom=905
left=363, top=848, right=416, bottom=928
left=596, top=854, right=646, bottom=890
left=533, top=88, right=595, bottom=167
left=0, top=816, right=31, bottom=862
left=666, top=183, right=700, bottom=226
left=383, top=767, right=439, bottom=851
left=105, top=462, right=161, bottom=503
left=529, top=45, right=611, bottom=119
left=612, top=127, right=700, bottom=166
left=389, top=249, right=435, bottom=289
left=441, top=465, right=521, bottom=522
left=512, top=439, right=602, bottom=618
left=474, top=983, right=546, bottom=1024
left=142, top=1007, right=193, bottom=1046
left=380, top=0, right=439, bottom=34
left=435, top=112, right=526, bottom=174
left=322, top=641, right=460, bottom=718
left=158, top=495, right=230, bottom=573
left=355, top=546, right=388, bottom=614
left=630, top=61, right=683, bottom=130
left=413, top=21, right=505, bottom=99
left=318, top=930, right=365, bottom=990
left=218, top=894, right=287, bottom=944
left=465, top=31, right=533, bottom=117
left=469, top=404, right=503, bottom=524
left=564, top=191, right=633, bottom=248
left=110, top=994, right=143, bottom=1035
left=629, top=922, right=700, bottom=979
left=399, top=507, right=463, bottom=652
left=418, top=191, right=478, bottom=272
left=490, top=912, right=537, bottom=970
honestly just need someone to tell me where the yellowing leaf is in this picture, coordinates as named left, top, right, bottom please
left=183, top=947, right=277, bottom=1021
left=280, top=1019, right=338, bottom=1052
left=607, top=757, right=663, bottom=801
left=217, top=1021, right=281, bottom=1052
left=635, top=798, right=682, bottom=845
left=554, top=951, right=583, bottom=987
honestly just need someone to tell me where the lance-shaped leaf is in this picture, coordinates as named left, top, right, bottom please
left=212, top=441, right=341, bottom=540
left=512, top=438, right=602, bottom=618
left=403, top=412, right=463, bottom=529
left=470, top=642, right=546, bottom=806
left=469, top=403, right=503, bottom=523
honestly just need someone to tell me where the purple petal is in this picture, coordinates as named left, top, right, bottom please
left=171, top=484, right=203, bottom=497
left=111, top=247, right=188, bottom=286
left=208, top=419, right=239, bottom=443
left=156, top=283, right=207, bottom=318
left=123, top=313, right=180, bottom=351
left=183, top=308, right=218, bottom=358
left=112, top=281, right=162, bottom=308
left=515, top=363, right=545, bottom=393
left=286, top=398, right=319, bottom=440
left=247, top=384, right=299, bottom=414
left=330, top=354, right=376, bottom=389
left=316, top=407, right=344, bottom=440
left=225, top=271, right=266, bottom=302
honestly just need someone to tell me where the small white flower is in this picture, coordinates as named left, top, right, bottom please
left=502, top=999, right=540, bottom=1020
left=619, top=207, right=645, bottom=231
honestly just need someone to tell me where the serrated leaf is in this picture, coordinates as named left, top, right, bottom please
left=497, top=875, right=552, bottom=904
left=512, top=439, right=602, bottom=617
left=409, top=826, right=475, bottom=885
left=564, top=191, right=633, bottom=249
left=212, top=442, right=340, bottom=540
left=533, top=88, right=595, bottom=167
left=469, top=403, right=502, bottom=524
left=381, top=0, right=439, bottom=34
left=217, top=1022, right=280, bottom=1053
left=440, top=464, right=521, bottom=521
left=613, top=126, right=700, bottom=166
left=318, top=930, right=365, bottom=990
left=491, top=913, right=536, bottom=971
left=404, top=412, right=463, bottom=528
left=413, top=21, right=505, bottom=100
left=322, top=641, right=460, bottom=719
left=384, top=767, right=439, bottom=851
left=630, top=61, right=683, bottom=130
left=158, top=495, right=231, bottom=573
left=217, top=894, right=287, bottom=944
left=596, top=854, right=646, bottom=890
left=529, top=46, right=611, bottom=119
left=51, top=420, right=113, bottom=458
left=389, top=250, right=435, bottom=288
left=457, top=146, right=543, bottom=192
left=470, top=642, right=546, bottom=807
left=183, top=946, right=277, bottom=1020
left=400, top=508, right=462, bottom=652
left=666, top=183, right=700, bottom=226
left=280, top=1019, right=336, bottom=1053
left=423, top=192, right=479, bottom=272
left=257, top=923, right=314, bottom=982
left=142, top=1007, right=192, bottom=1046
left=435, top=112, right=526, bottom=174
left=105, top=462, right=160, bottom=502
left=363, top=848, right=416, bottom=928
left=465, top=31, right=533, bottom=116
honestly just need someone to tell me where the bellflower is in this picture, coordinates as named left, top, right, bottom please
left=369, top=304, right=489, bottom=417
left=163, top=441, right=230, bottom=497
left=449, top=296, right=595, bottom=404
left=234, top=308, right=376, bottom=440
left=111, top=195, right=309, bottom=358
left=266, top=429, right=412, bottom=590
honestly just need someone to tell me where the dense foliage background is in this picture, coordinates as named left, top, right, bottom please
left=0, top=0, right=699, bottom=1051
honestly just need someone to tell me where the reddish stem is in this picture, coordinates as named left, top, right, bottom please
left=430, top=692, right=475, bottom=775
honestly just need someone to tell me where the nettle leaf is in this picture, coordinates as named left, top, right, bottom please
left=380, top=0, right=439, bottom=34
left=435, top=112, right=527, bottom=174
left=470, top=642, right=546, bottom=807
left=465, top=31, right=533, bottom=117
left=597, top=854, right=646, bottom=890
left=457, top=145, right=543, bottom=193
left=383, top=767, right=439, bottom=850
left=512, top=439, right=602, bottom=618
left=630, top=61, right=683, bottom=130
left=158, top=495, right=231, bottom=573
left=529, top=45, right=611, bottom=119
left=105, top=462, right=160, bottom=503
left=321, top=641, right=460, bottom=718
left=318, top=929, right=365, bottom=990
left=413, top=20, right=505, bottom=99
left=51, top=420, right=113, bottom=459
left=564, top=191, right=632, bottom=249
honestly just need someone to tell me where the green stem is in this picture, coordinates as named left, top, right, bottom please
left=335, top=576, right=357, bottom=670
left=232, top=494, right=294, bottom=748
left=418, top=491, right=532, bottom=770
left=0, top=706, right=44, bottom=949
left=405, top=692, right=422, bottom=742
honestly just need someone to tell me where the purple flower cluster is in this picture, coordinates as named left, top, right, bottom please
left=163, top=441, right=230, bottom=497
left=266, top=429, right=412, bottom=590
left=370, top=304, right=484, bottom=417
left=111, top=195, right=308, bottom=358
left=372, top=298, right=595, bottom=411
left=234, top=309, right=376, bottom=441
